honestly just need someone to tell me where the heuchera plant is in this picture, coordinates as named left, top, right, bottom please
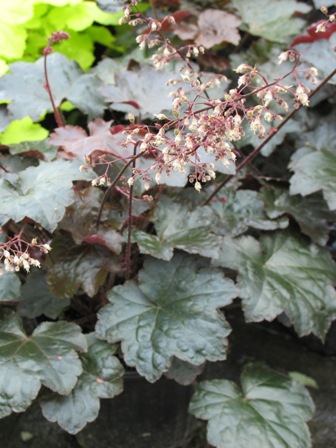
left=0, top=0, right=335, bottom=446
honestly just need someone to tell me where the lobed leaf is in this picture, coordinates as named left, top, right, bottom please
left=214, top=232, right=336, bottom=338
left=0, top=269, right=21, bottom=302
left=0, top=309, right=87, bottom=417
left=0, top=159, right=94, bottom=232
left=189, top=363, right=314, bottom=448
left=47, top=234, right=120, bottom=298
left=232, top=0, right=311, bottom=43
left=41, top=334, right=124, bottom=434
left=133, top=196, right=222, bottom=260
left=289, top=148, right=336, bottom=210
left=18, top=270, right=70, bottom=319
left=209, top=190, right=288, bottom=237
left=96, top=253, right=238, bottom=382
left=261, top=187, right=336, bottom=245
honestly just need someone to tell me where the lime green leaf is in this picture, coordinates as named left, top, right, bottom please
left=289, top=148, right=336, bottom=210
left=133, top=196, right=222, bottom=260
left=214, top=232, right=336, bottom=338
left=0, top=117, right=48, bottom=144
left=37, top=0, right=82, bottom=5
left=47, top=234, right=119, bottom=298
left=232, top=0, right=311, bottom=43
left=261, top=187, right=336, bottom=245
left=41, top=334, right=124, bottom=434
left=189, top=363, right=314, bottom=448
left=87, top=26, right=117, bottom=48
left=289, top=372, right=318, bottom=389
left=54, top=31, right=94, bottom=71
left=210, top=190, right=288, bottom=237
left=0, top=25, right=27, bottom=60
left=0, top=60, right=8, bottom=76
left=0, top=159, right=94, bottom=232
left=18, top=270, right=70, bottom=319
left=0, top=0, right=34, bottom=59
left=96, top=253, right=238, bottom=382
left=0, top=309, right=87, bottom=417
left=0, top=269, right=21, bottom=302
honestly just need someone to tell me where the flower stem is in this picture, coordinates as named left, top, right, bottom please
left=203, top=67, right=336, bottom=205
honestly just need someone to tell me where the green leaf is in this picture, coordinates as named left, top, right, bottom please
left=0, top=309, right=87, bottom=417
left=133, top=196, right=222, bottom=260
left=101, top=65, right=175, bottom=118
left=41, top=334, right=124, bottom=434
left=54, top=31, right=95, bottom=71
left=232, top=0, right=311, bottom=43
left=47, top=234, right=119, bottom=298
left=0, top=0, right=34, bottom=60
left=293, top=35, right=336, bottom=85
left=214, top=232, right=336, bottom=338
left=289, top=148, right=336, bottom=210
left=210, top=190, right=288, bottom=237
left=9, top=139, right=58, bottom=161
left=0, top=269, right=21, bottom=302
left=189, top=363, right=314, bottom=448
left=59, top=187, right=123, bottom=254
left=261, top=187, right=336, bottom=245
left=0, top=117, right=48, bottom=144
left=18, top=269, right=70, bottom=319
left=0, top=53, right=106, bottom=121
left=96, top=253, right=238, bottom=382
left=0, top=53, right=82, bottom=122
left=165, top=358, right=205, bottom=385
left=0, top=159, right=94, bottom=232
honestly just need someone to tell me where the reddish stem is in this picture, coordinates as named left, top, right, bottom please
left=203, top=67, right=336, bottom=205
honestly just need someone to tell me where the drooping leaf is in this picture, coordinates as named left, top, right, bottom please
left=59, top=187, right=124, bottom=253
left=165, top=358, right=205, bottom=385
left=209, top=190, right=288, bottom=237
left=289, top=148, right=336, bottom=210
left=0, top=159, right=94, bottom=232
left=261, top=187, right=336, bottom=245
left=214, top=232, right=336, bottom=338
left=0, top=309, right=87, bottom=417
left=232, top=0, right=311, bottom=43
left=18, top=269, right=70, bottom=319
left=9, top=139, right=57, bottom=161
left=189, top=363, right=314, bottom=448
left=100, top=65, right=175, bottom=118
left=96, top=253, right=238, bottom=382
left=47, top=234, right=120, bottom=298
left=133, top=196, right=222, bottom=260
left=41, top=333, right=124, bottom=434
left=0, top=269, right=21, bottom=302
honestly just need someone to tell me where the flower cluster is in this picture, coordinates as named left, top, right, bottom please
left=84, top=2, right=320, bottom=194
left=0, top=232, right=51, bottom=275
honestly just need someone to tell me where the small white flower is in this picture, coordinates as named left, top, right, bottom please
left=194, top=181, right=202, bottom=192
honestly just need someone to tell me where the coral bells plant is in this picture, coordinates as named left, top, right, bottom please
left=0, top=1, right=336, bottom=446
